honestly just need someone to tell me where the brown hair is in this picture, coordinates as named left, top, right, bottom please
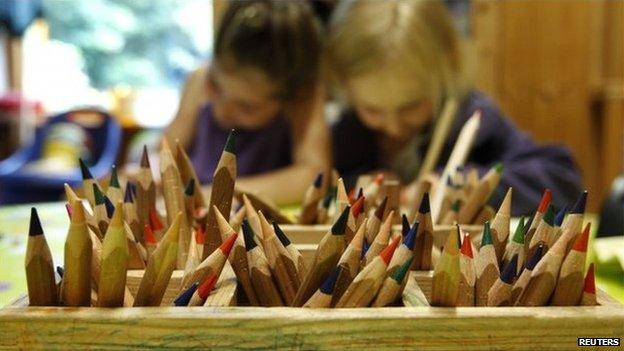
left=215, top=0, right=323, bottom=101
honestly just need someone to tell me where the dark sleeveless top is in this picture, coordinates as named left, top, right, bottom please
left=189, top=103, right=292, bottom=183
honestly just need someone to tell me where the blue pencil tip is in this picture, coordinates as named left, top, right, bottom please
left=173, top=282, right=199, bottom=306
left=319, top=267, right=341, bottom=294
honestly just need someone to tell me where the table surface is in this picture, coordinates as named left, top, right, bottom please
left=1, top=201, right=622, bottom=306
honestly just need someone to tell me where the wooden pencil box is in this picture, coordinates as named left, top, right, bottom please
left=2, top=225, right=623, bottom=350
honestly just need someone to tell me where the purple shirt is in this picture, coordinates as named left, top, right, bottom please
left=332, top=91, right=583, bottom=215
left=190, top=103, right=292, bottom=183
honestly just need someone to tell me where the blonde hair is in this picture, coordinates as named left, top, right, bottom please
left=326, top=0, right=472, bottom=113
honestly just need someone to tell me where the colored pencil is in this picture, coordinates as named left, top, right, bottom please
left=475, top=222, right=500, bottom=306
left=299, top=172, right=323, bottom=224
left=175, top=140, right=207, bottom=209
left=204, top=130, right=236, bottom=256
left=336, top=235, right=399, bottom=308
left=124, top=221, right=147, bottom=269
left=273, top=222, right=306, bottom=276
left=173, top=282, right=199, bottom=306
left=25, top=208, right=58, bottom=306
left=431, top=226, right=461, bottom=306
left=292, top=206, right=349, bottom=306
left=182, top=226, right=203, bottom=290
left=457, top=231, right=476, bottom=306
left=511, top=243, right=544, bottom=304
left=372, top=257, right=414, bottom=307
left=134, top=213, right=181, bottom=306
left=412, top=193, right=434, bottom=270
left=580, top=263, right=597, bottom=306
left=259, top=211, right=300, bottom=305
left=135, top=146, right=156, bottom=230
left=123, top=185, right=142, bottom=243
left=345, top=195, right=365, bottom=244
left=106, top=165, right=123, bottom=204
left=97, top=202, right=129, bottom=307
left=527, top=205, right=555, bottom=260
left=79, top=158, right=99, bottom=208
left=60, top=199, right=92, bottom=306
left=491, top=188, right=512, bottom=264
left=160, top=139, right=191, bottom=268
left=143, top=224, right=157, bottom=257
left=331, top=218, right=366, bottom=306
left=487, top=254, right=518, bottom=306
left=93, top=184, right=112, bottom=236
left=242, top=220, right=284, bottom=306
left=214, top=205, right=259, bottom=305
left=562, top=191, right=588, bottom=254
left=303, top=266, right=341, bottom=308
left=365, top=196, right=387, bottom=244
left=524, top=189, right=552, bottom=259
left=401, top=214, right=410, bottom=237
left=502, top=217, right=525, bottom=275
left=149, top=207, right=165, bottom=240
left=387, top=222, right=417, bottom=276
left=229, top=205, right=246, bottom=233
left=334, top=178, right=349, bottom=221
left=457, top=163, right=503, bottom=223
left=243, top=194, right=266, bottom=250
left=188, top=273, right=219, bottom=306
left=551, top=223, right=590, bottom=305
left=362, top=211, right=393, bottom=267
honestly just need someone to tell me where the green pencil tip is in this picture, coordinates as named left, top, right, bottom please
left=511, top=217, right=525, bottom=244
left=109, top=165, right=120, bottom=188
left=481, top=221, right=493, bottom=247
left=224, top=129, right=236, bottom=154
left=390, top=257, right=414, bottom=283
left=93, top=184, right=105, bottom=205
left=543, top=205, right=555, bottom=226
left=331, top=206, right=350, bottom=235
left=493, top=163, right=504, bottom=173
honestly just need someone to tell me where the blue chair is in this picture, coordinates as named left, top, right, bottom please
left=0, top=109, right=122, bottom=204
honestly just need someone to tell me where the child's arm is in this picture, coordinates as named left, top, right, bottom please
left=164, top=65, right=209, bottom=148
left=233, top=85, right=330, bottom=205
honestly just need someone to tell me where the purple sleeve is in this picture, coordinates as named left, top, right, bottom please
left=439, top=92, right=583, bottom=216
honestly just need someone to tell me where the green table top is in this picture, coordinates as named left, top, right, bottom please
left=1, top=202, right=622, bottom=306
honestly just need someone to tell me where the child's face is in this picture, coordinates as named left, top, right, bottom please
left=208, top=65, right=282, bottom=130
left=346, top=68, right=433, bottom=141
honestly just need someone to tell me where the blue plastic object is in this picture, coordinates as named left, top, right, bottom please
left=0, top=109, right=121, bottom=204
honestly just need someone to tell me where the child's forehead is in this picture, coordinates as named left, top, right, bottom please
left=347, top=67, right=426, bottom=109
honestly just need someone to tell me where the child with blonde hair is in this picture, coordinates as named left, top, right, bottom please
left=326, top=0, right=581, bottom=215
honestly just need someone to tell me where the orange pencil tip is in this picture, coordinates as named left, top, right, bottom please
left=219, top=232, right=238, bottom=256
left=460, top=233, right=473, bottom=258
left=573, top=223, right=591, bottom=252
left=583, top=263, right=596, bottom=294
left=143, top=224, right=157, bottom=245
left=380, top=235, right=401, bottom=265
left=374, top=173, right=384, bottom=185
left=538, top=189, right=552, bottom=213
left=149, top=208, right=164, bottom=231
left=351, top=196, right=365, bottom=216
left=195, top=225, right=206, bottom=245
left=197, top=273, right=219, bottom=300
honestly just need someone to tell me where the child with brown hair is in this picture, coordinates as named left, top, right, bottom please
left=326, top=0, right=582, bottom=215
left=167, top=0, right=329, bottom=205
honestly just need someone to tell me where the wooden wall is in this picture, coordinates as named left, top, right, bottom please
left=472, top=0, right=624, bottom=211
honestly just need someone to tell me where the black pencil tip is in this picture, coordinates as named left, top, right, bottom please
left=242, top=219, right=257, bottom=251
left=224, top=129, right=236, bottom=154
left=375, top=196, right=388, bottom=220
left=104, top=196, right=115, bottom=218
left=184, top=179, right=195, bottom=196
left=79, top=158, right=93, bottom=180
left=526, top=243, right=545, bottom=270
left=313, top=173, right=323, bottom=188
left=29, top=207, right=43, bottom=236
left=331, top=206, right=350, bottom=235
left=124, top=184, right=134, bottom=203
left=272, top=222, right=291, bottom=246
left=109, top=165, right=120, bottom=188
left=401, top=214, right=410, bottom=236
left=419, top=192, right=430, bottom=214
left=140, top=145, right=151, bottom=168
left=570, top=190, right=588, bottom=214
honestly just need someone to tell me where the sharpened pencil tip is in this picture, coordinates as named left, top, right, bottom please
left=380, top=235, right=401, bottom=265
left=242, top=219, right=257, bottom=251
left=197, top=274, right=219, bottom=300
left=109, top=165, right=120, bottom=188
left=526, top=243, right=544, bottom=270
left=331, top=206, right=350, bottom=235
left=140, top=145, right=151, bottom=168
left=501, top=254, right=518, bottom=284
left=319, top=267, right=341, bottom=294
left=570, top=190, right=588, bottom=214
left=401, top=214, right=410, bottom=236
left=460, top=233, right=473, bottom=258
left=419, top=192, right=430, bottom=214
left=583, top=263, right=596, bottom=294
left=543, top=205, right=555, bottom=226
left=481, top=221, right=493, bottom=247
left=313, top=172, right=323, bottom=188
left=124, top=184, right=134, bottom=203
left=219, top=232, right=238, bottom=256
left=174, top=282, right=199, bottom=306
left=538, top=189, right=552, bottom=213
left=554, top=206, right=566, bottom=227
left=29, top=207, right=43, bottom=236
left=572, top=223, right=590, bottom=253
left=351, top=196, right=365, bottom=216
left=93, top=184, right=105, bottom=205
left=184, top=179, right=195, bottom=196
left=79, top=158, right=93, bottom=180
left=404, top=221, right=418, bottom=249
left=374, top=196, right=388, bottom=220
left=224, top=129, right=236, bottom=154
left=104, top=196, right=115, bottom=218
left=390, top=256, right=413, bottom=283
left=272, top=222, right=291, bottom=246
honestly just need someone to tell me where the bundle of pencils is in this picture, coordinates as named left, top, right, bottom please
left=431, top=189, right=598, bottom=307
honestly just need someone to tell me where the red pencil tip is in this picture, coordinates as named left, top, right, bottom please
left=195, top=225, right=206, bottom=245
left=197, top=273, right=218, bottom=300
left=149, top=208, right=164, bottom=231
left=374, top=173, right=384, bottom=185
left=347, top=189, right=355, bottom=204
left=351, top=196, right=365, bottom=217
left=219, top=232, right=238, bottom=256
left=460, top=233, right=473, bottom=258
left=538, top=189, right=552, bottom=213
left=583, top=263, right=596, bottom=294
left=380, top=235, right=401, bottom=265
left=143, top=224, right=157, bottom=245
left=572, top=223, right=590, bottom=252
